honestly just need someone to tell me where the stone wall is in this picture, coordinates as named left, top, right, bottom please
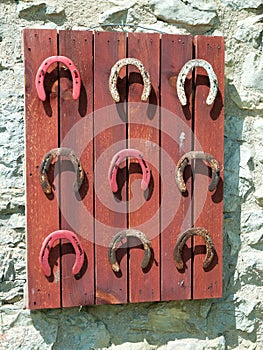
left=0, top=0, right=262, bottom=349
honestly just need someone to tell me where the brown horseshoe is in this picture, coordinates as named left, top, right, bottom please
left=39, top=148, right=84, bottom=194
left=108, top=229, right=151, bottom=272
left=175, top=151, right=220, bottom=193
left=174, top=227, right=215, bottom=270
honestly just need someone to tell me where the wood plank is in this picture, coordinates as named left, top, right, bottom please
left=127, top=32, right=160, bottom=303
left=24, top=29, right=60, bottom=309
left=59, top=30, right=94, bottom=307
left=193, top=35, right=224, bottom=299
left=160, top=34, right=193, bottom=300
left=94, top=31, right=128, bottom=304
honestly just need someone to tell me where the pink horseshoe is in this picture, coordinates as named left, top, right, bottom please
left=39, top=230, right=84, bottom=277
left=108, top=148, right=151, bottom=193
left=35, top=55, right=81, bottom=101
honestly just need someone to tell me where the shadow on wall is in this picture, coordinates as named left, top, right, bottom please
left=30, top=103, right=243, bottom=349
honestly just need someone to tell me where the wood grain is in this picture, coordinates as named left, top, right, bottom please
left=193, top=35, right=224, bottom=299
left=127, top=32, right=160, bottom=303
left=24, top=29, right=60, bottom=309
left=94, top=31, right=128, bottom=304
left=160, top=34, right=193, bottom=300
left=59, top=30, right=94, bottom=307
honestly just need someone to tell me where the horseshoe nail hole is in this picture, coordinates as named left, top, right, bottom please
left=45, top=62, right=48, bottom=65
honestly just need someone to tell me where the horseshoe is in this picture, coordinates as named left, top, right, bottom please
left=39, top=147, right=84, bottom=194
left=108, top=148, right=151, bottom=193
left=175, top=151, right=220, bottom=193
left=176, top=58, right=218, bottom=106
left=35, top=55, right=81, bottom=101
left=108, top=229, right=152, bottom=272
left=109, top=58, right=151, bottom=102
left=39, top=230, right=84, bottom=277
left=174, top=227, right=215, bottom=270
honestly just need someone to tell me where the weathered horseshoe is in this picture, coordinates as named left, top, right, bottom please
left=35, top=55, right=81, bottom=101
left=177, top=58, right=218, bottom=106
left=109, top=58, right=151, bottom=102
left=39, top=230, right=84, bottom=277
left=108, top=148, right=151, bottom=193
left=174, top=227, right=215, bottom=270
left=175, top=151, right=220, bottom=193
left=39, top=147, right=84, bottom=194
left=108, top=229, right=152, bottom=272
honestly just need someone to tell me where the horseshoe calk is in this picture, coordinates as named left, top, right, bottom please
left=175, top=151, right=220, bottom=193
left=35, top=55, right=81, bottom=101
left=109, top=58, right=151, bottom=102
left=39, top=147, right=84, bottom=194
left=177, top=58, right=218, bottom=106
left=39, top=230, right=84, bottom=277
left=108, top=229, right=152, bottom=272
left=108, top=148, right=151, bottom=193
left=174, top=227, right=215, bottom=270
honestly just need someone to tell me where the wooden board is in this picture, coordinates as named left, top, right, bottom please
left=24, top=29, right=60, bottom=309
left=59, top=30, right=94, bottom=307
left=127, top=33, right=160, bottom=303
left=94, top=31, right=128, bottom=304
left=193, top=36, right=224, bottom=299
left=160, top=34, right=193, bottom=300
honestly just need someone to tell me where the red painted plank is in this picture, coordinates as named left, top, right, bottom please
left=193, top=36, right=224, bottom=299
left=94, top=32, right=128, bottom=304
left=160, top=34, right=193, bottom=300
left=127, top=33, right=160, bottom=303
left=59, top=30, right=94, bottom=307
left=24, top=29, right=60, bottom=309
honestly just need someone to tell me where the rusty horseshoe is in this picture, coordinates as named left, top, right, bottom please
left=109, top=58, right=151, bottom=102
left=39, top=147, right=84, bottom=194
left=108, top=148, right=151, bottom=193
left=35, top=55, right=81, bottom=101
left=175, top=151, right=220, bottom=193
left=174, top=227, right=215, bottom=270
left=108, top=229, right=152, bottom=272
left=39, top=230, right=84, bottom=277
left=177, top=58, right=218, bottom=106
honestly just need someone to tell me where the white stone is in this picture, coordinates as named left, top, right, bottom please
left=99, top=5, right=134, bottom=24
left=149, top=0, right=217, bottom=29
left=235, top=15, right=263, bottom=48
left=158, top=336, right=226, bottom=350
left=109, top=340, right=157, bottom=349
left=241, top=52, right=263, bottom=90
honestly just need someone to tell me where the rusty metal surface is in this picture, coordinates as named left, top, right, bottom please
left=109, top=57, right=151, bottom=102
left=176, top=58, right=218, bottom=106
left=175, top=151, right=220, bottom=193
left=39, top=147, right=84, bottom=194
left=35, top=55, right=81, bottom=101
left=108, top=229, right=152, bottom=272
left=174, top=227, right=215, bottom=270
left=108, top=148, right=151, bottom=193
left=39, top=230, right=84, bottom=277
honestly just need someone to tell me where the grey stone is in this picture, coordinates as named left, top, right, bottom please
left=149, top=0, right=217, bottom=30
left=220, top=0, right=263, bottom=9
left=99, top=5, right=134, bottom=24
